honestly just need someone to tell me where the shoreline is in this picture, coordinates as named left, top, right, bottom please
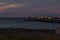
left=0, top=28, right=59, bottom=40
left=0, top=28, right=55, bottom=34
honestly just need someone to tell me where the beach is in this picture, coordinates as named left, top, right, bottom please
left=0, top=28, right=56, bottom=40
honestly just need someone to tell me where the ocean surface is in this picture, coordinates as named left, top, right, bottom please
left=0, top=18, right=59, bottom=29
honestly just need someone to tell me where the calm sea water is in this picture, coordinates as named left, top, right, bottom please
left=0, top=18, right=59, bottom=29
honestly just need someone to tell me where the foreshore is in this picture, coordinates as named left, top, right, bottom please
left=0, top=28, right=57, bottom=40
left=0, top=28, right=55, bottom=34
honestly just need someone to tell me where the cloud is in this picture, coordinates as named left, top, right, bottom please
left=31, top=8, right=48, bottom=11
left=9, top=4, right=24, bottom=8
left=47, top=9, right=60, bottom=13
left=0, top=2, right=7, bottom=4
left=25, top=7, right=60, bottom=14
left=0, top=3, right=24, bottom=12
left=0, top=0, right=60, bottom=17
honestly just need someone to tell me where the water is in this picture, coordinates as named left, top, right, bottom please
left=0, top=18, right=59, bottom=29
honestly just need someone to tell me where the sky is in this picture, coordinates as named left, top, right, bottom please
left=0, top=0, right=60, bottom=17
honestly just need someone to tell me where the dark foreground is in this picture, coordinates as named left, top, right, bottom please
left=0, top=28, right=58, bottom=40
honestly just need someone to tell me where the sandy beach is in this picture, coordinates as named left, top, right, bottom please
left=0, top=28, right=57, bottom=40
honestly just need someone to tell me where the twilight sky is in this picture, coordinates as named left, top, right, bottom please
left=0, top=0, right=60, bottom=17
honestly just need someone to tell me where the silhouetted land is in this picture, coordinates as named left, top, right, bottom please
left=25, top=17, right=60, bottom=23
left=0, top=28, right=57, bottom=40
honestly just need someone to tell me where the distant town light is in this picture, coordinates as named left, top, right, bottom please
left=58, top=16, right=60, bottom=18
left=48, top=17, right=51, bottom=19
